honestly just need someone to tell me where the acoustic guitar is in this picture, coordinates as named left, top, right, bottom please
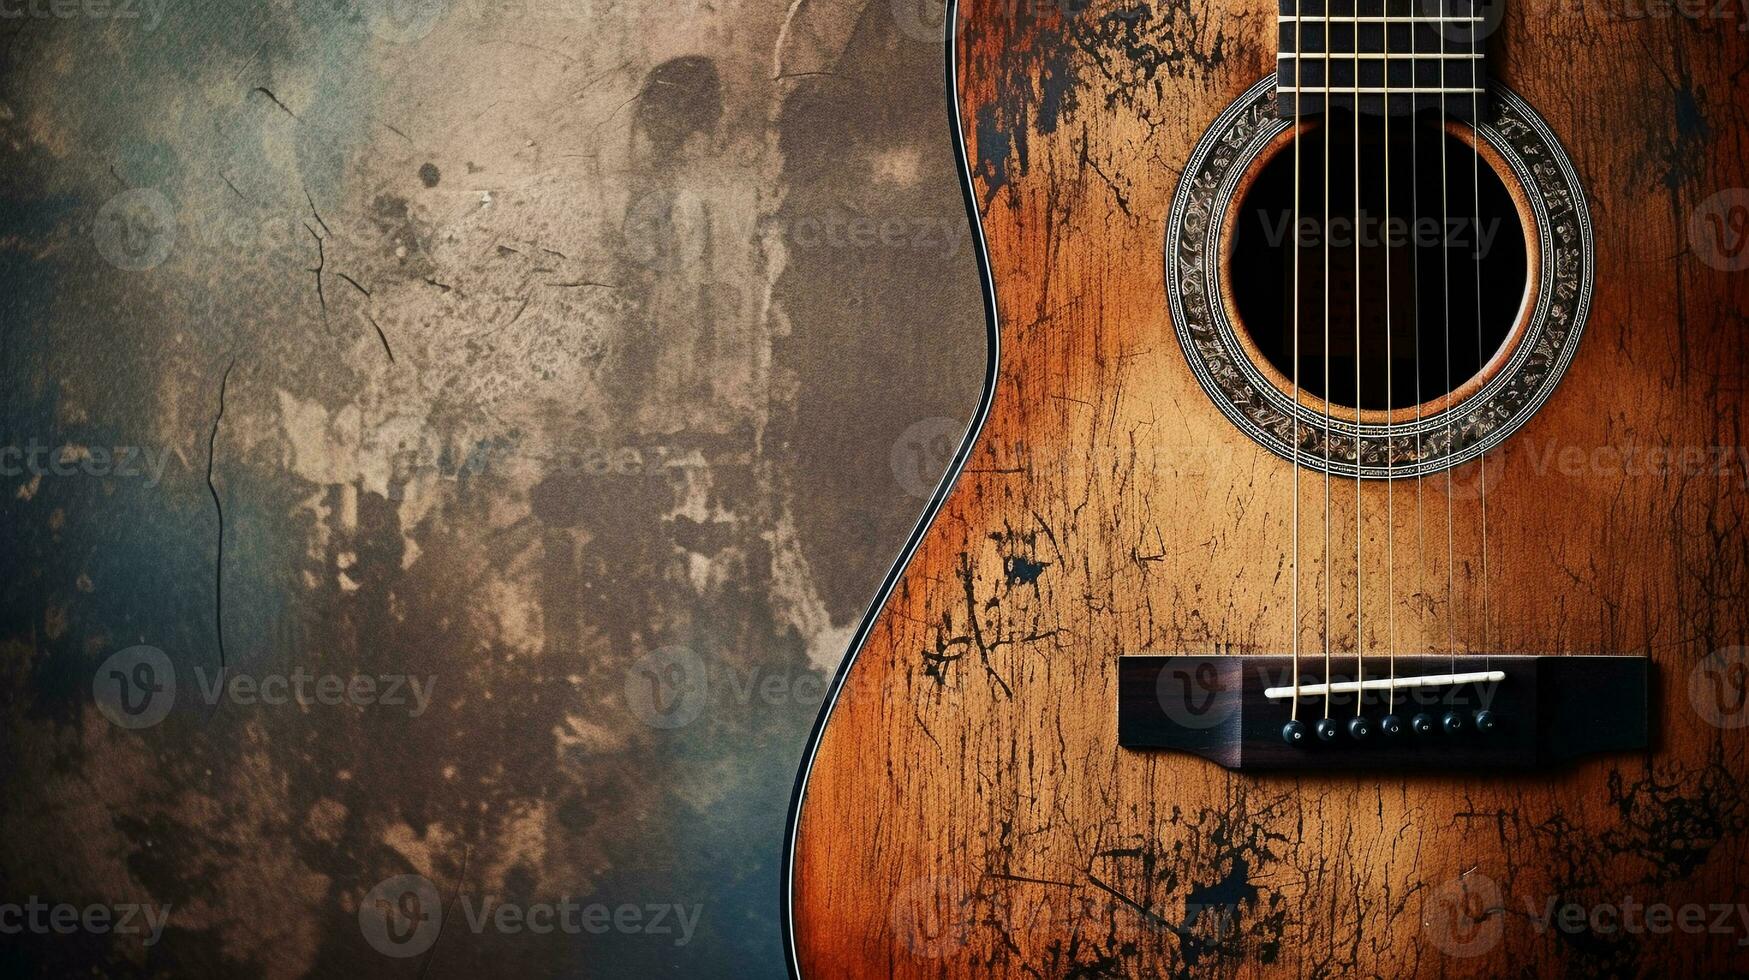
left=787, top=0, right=1749, bottom=975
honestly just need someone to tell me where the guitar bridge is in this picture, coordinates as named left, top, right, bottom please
left=1118, top=654, right=1650, bottom=770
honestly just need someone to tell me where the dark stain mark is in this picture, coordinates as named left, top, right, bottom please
left=920, top=539, right=1065, bottom=692
left=670, top=515, right=736, bottom=555
left=1184, top=854, right=1259, bottom=936
left=1584, top=754, right=1748, bottom=884
left=1071, top=2, right=1230, bottom=116
left=965, top=2, right=1075, bottom=202
left=635, top=56, right=722, bottom=156
left=556, top=793, right=597, bottom=833
left=990, top=518, right=1059, bottom=592
left=418, top=162, right=441, bottom=187
left=973, top=102, right=1020, bottom=204
left=1003, top=555, right=1047, bottom=586
left=368, top=193, right=438, bottom=277
left=1061, top=790, right=1294, bottom=975
left=1442, top=750, right=1749, bottom=974
left=957, top=553, right=1014, bottom=698
left=1634, top=39, right=1719, bottom=379
left=966, top=0, right=1233, bottom=203
left=372, top=193, right=410, bottom=226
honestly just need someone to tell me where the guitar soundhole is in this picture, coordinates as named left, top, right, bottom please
left=1225, top=112, right=1530, bottom=412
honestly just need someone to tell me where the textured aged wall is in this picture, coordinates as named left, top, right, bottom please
left=0, top=0, right=982, bottom=974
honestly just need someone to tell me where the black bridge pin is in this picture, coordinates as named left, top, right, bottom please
left=1347, top=716, right=1372, bottom=741
left=1411, top=712, right=1436, bottom=735
left=1441, top=710, right=1467, bottom=735
left=1473, top=709, right=1497, bottom=734
left=1380, top=713, right=1405, bottom=737
left=1282, top=719, right=1309, bottom=747
left=1315, top=718, right=1340, bottom=742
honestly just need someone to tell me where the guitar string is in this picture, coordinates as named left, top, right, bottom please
left=1469, top=0, right=1492, bottom=671
left=1383, top=0, right=1396, bottom=716
left=1353, top=5, right=1365, bottom=718
left=1291, top=0, right=1304, bottom=721
left=1323, top=0, right=1334, bottom=721
left=1411, top=0, right=1429, bottom=708
left=1440, top=0, right=1458, bottom=675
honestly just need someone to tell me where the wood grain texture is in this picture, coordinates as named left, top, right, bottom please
left=791, top=0, right=1749, bottom=975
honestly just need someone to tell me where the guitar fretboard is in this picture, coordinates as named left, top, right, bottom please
left=1277, top=0, right=1493, bottom=118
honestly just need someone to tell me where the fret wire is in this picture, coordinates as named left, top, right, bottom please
left=1277, top=86, right=1485, bottom=94
left=1278, top=15, right=1484, bottom=22
left=1278, top=53, right=1483, bottom=59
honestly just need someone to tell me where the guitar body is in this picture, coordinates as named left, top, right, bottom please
left=787, top=1, right=1749, bottom=976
